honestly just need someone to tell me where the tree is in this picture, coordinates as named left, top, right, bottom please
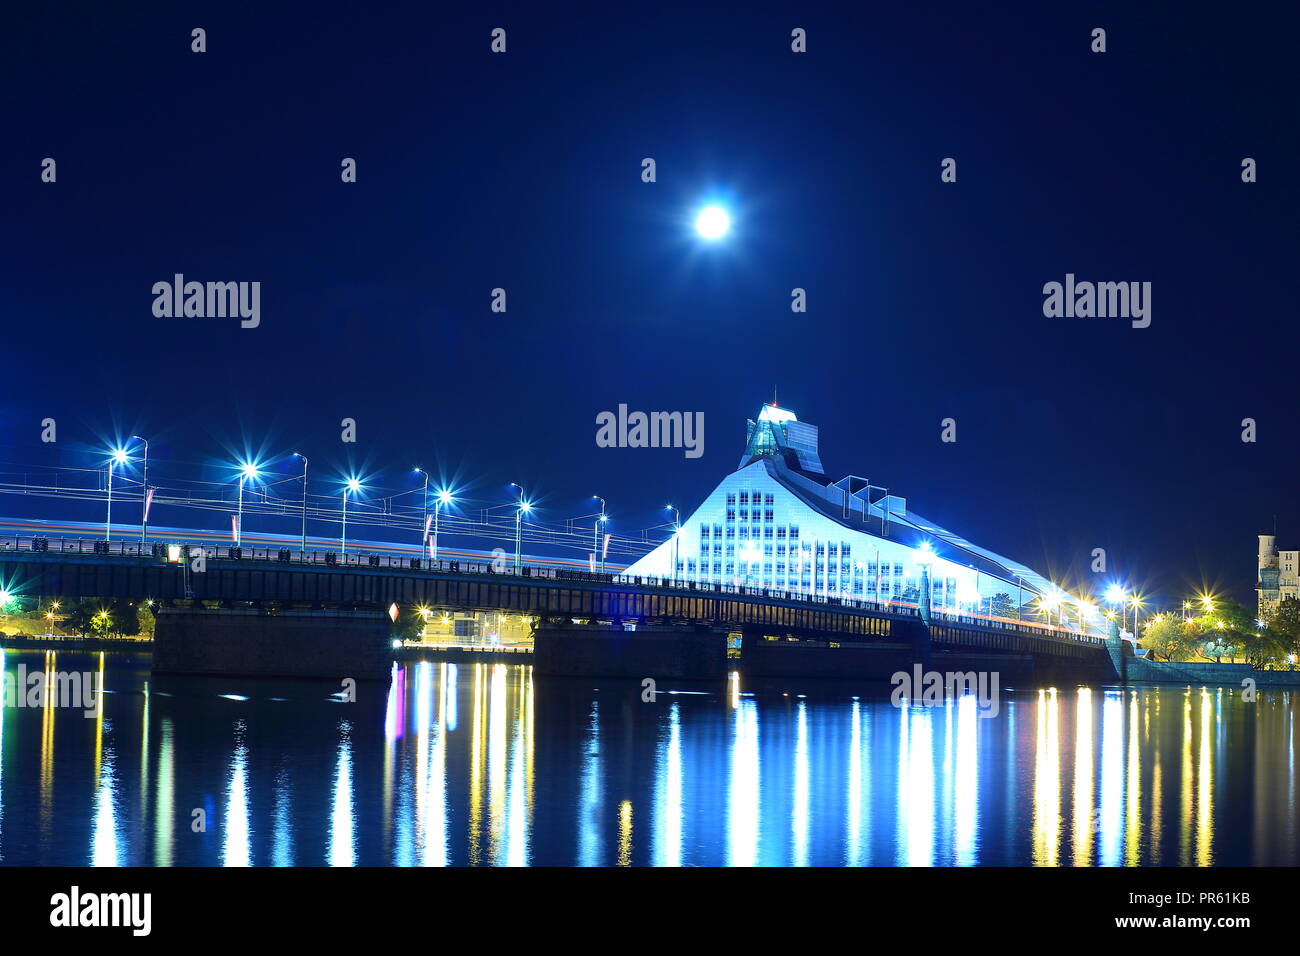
left=1266, top=597, right=1300, bottom=660
left=391, top=607, right=427, bottom=643
left=1241, top=628, right=1289, bottom=669
left=1141, top=614, right=1185, bottom=661
left=112, top=601, right=143, bottom=637
left=1188, top=599, right=1254, bottom=662
left=62, top=598, right=106, bottom=636
left=989, top=592, right=1017, bottom=618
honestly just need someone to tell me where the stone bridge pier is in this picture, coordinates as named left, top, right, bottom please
left=153, top=605, right=392, bottom=680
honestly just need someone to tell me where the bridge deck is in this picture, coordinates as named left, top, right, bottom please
left=0, top=535, right=1106, bottom=660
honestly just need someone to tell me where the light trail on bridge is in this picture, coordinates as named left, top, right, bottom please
left=0, top=518, right=615, bottom=573
left=0, top=456, right=667, bottom=567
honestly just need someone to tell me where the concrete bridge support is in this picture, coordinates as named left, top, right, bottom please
left=532, top=623, right=727, bottom=679
left=153, top=605, right=392, bottom=680
left=1104, top=617, right=1127, bottom=682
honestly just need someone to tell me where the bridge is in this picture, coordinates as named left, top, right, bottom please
left=0, top=532, right=1120, bottom=684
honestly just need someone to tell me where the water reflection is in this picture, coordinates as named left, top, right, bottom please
left=328, top=720, right=354, bottom=867
left=223, top=719, right=251, bottom=867
left=653, top=702, right=682, bottom=867
left=0, top=649, right=1298, bottom=866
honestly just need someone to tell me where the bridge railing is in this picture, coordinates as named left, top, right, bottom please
left=0, top=533, right=1103, bottom=645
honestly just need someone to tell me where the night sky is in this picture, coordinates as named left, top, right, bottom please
left=3, top=2, right=1297, bottom=605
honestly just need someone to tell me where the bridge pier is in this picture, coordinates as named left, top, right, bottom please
left=1105, top=617, right=1127, bottom=682
left=153, top=605, right=392, bottom=680
left=533, top=622, right=727, bottom=679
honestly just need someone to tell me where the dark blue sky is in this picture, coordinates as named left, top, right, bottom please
left=3, top=1, right=1297, bottom=604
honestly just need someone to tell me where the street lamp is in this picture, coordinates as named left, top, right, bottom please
left=591, top=496, right=607, bottom=574
left=666, top=505, right=681, bottom=585
left=432, top=488, right=454, bottom=562
left=1105, top=584, right=1127, bottom=633
left=131, top=435, right=149, bottom=545
left=1078, top=600, right=1098, bottom=632
left=509, top=483, right=530, bottom=573
left=106, top=446, right=129, bottom=540
left=1040, top=592, right=1062, bottom=627
left=1129, top=594, right=1143, bottom=638
left=292, top=453, right=309, bottom=555
left=235, top=461, right=260, bottom=547
left=340, top=477, right=363, bottom=556
left=413, top=468, right=430, bottom=556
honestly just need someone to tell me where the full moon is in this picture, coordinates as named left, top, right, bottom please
left=695, top=205, right=731, bottom=239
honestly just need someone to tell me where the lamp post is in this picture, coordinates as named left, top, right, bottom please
left=235, top=462, right=259, bottom=547
left=105, top=447, right=128, bottom=540
left=592, top=496, right=607, bottom=574
left=666, top=505, right=680, bottom=585
left=131, top=435, right=149, bottom=545
left=341, top=477, right=362, bottom=556
left=293, top=453, right=309, bottom=555
left=432, top=489, right=453, bottom=562
left=509, top=483, right=529, bottom=573
left=413, top=468, right=429, bottom=555
left=1106, top=584, right=1128, bottom=634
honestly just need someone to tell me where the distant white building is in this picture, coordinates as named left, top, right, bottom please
left=625, top=402, right=1068, bottom=621
left=1257, top=534, right=1300, bottom=620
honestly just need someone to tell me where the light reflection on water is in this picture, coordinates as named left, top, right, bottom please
left=0, top=648, right=1298, bottom=866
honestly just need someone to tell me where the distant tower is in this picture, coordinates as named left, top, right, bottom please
left=1259, top=534, right=1277, bottom=571
left=1258, top=533, right=1281, bottom=621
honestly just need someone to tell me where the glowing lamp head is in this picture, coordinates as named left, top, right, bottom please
left=239, top=462, right=259, bottom=480
left=695, top=205, right=730, bottom=239
left=437, top=490, right=454, bottom=506
left=345, top=478, right=362, bottom=493
left=519, top=501, right=532, bottom=514
left=111, top=448, right=129, bottom=465
left=1105, top=584, right=1126, bottom=604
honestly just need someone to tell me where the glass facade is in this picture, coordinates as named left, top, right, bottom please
left=624, top=403, right=1049, bottom=615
